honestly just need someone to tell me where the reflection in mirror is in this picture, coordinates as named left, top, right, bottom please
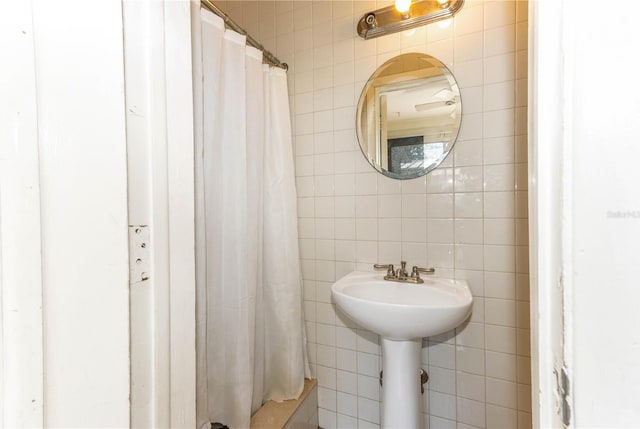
left=357, top=53, right=462, bottom=179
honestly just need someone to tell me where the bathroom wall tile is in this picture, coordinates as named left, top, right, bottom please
left=484, top=53, right=516, bottom=84
left=485, top=325, right=516, bottom=354
left=454, top=192, right=483, bottom=218
left=454, top=4, right=484, bottom=37
left=357, top=374, right=380, bottom=401
left=455, top=244, right=484, bottom=271
left=456, top=345, right=485, bottom=376
left=485, top=1, right=515, bottom=29
left=484, top=136, right=515, bottom=165
left=402, top=193, right=427, bottom=218
left=357, top=397, right=380, bottom=424
left=429, top=391, right=457, bottom=421
left=454, top=32, right=484, bottom=63
left=485, top=24, right=515, bottom=57
left=378, top=195, right=401, bottom=218
left=318, top=408, right=336, bottom=429
left=317, top=365, right=337, bottom=390
left=457, top=112, right=483, bottom=142
left=454, top=166, right=483, bottom=192
left=429, top=366, right=457, bottom=395
left=427, top=193, right=454, bottom=218
left=486, top=377, right=517, bottom=409
left=456, top=397, right=485, bottom=428
left=486, top=404, right=517, bottom=428
left=486, top=350, right=517, bottom=382
left=454, top=219, right=483, bottom=244
left=356, top=352, right=380, bottom=378
left=336, top=392, right=358, bottom=417
left=454, top=138, right=483, bottom=166
left=484, top=80, right=515, bottom=112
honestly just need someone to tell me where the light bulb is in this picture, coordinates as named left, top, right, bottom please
left=395, top=0, right=411, bottom=13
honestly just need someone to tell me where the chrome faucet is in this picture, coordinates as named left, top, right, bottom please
left=374, top=261, right=435, bottom=284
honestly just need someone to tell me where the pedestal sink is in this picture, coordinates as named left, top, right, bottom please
left=331, top=271, right=473, bottom=428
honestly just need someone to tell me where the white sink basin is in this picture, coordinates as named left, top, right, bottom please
left=331, top=271, right=473, bottom=340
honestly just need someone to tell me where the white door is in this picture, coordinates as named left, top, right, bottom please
left=0, top=1, right=130, bottom=426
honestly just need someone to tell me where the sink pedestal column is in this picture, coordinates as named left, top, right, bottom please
left=381, top=338, right=423, bottom=428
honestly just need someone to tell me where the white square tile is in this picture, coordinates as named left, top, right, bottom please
left=456, top=321, right=485, bottom=349
left=318, top=386, right=337, bottom=411
left=378, top=218, right=401, bottom=242
left=486, top=404, right=518, bottom=429
left=336, top=391, right=358, bottom=417
left=456, top=370, right=486, bottom=402
left=428, top=366, right=456, bottom=395
left=485, top=0, right=516, bottom=29
left=484, top=24, right=516, bottom=57
left=336, top=348, right=357, bottom=372
left=401, top=193, right=427, bottom=218
left=355, top=240, right=377, bottom=263
left=334, top=129, right=357, bottom=153
left=454, top=3, right=483, bottom=36
left=337, top=368, right=358, bottom=394
left=454, top=166, right=483, bottom=192
left=486, top=350, right=517, bottom=382
left=428, top=219, right=454, bottom=244
left=295, top=133, right=314, bottom=156
left=484, top=53, right=516, bottom=84
left=356, top=218, right=377, bottom=241
left=401, top=176, right=427, bottom=194
left=357, top=374, right=380, bottom=401
left=355, top=196, right=377, bottom=217
left=454, top=31, right=483, bottom=62
left=484, top=245, right=515, bottom=272
left=427, top=167, right=454, bottom=193
left=357, top=352, right=380, bottom=378
left=318, top=408, right=336, bottom=429
left=315, top=239, right=333, bottom=262
left=428, top=193, right=455, bottom=218
left=454, top=59, right=483, bottom=88
left=484, top=191, right=515, bottom=218
left=485, top=325, right=516, bottom=354
left=355, top=172, right=378, bottom=195
left=484, top=218, right=515, bottom=245
left=401, top=218, right=427, bottom=243
left=378, top=195, right=401, bottom=218
left=401, top=242, right=428, bottom=267
left=336, top=325, right=357, bottom=351
left=457, top=112, right=483, bottom=141
left=357, top=397, right=380, bottom=424
left=484, top=271, right=516, bottom=299
left=454, top=191, right=483, bottom=218
left=378, top=241, right=402, bottom=264
left=454, top=219, right=483, bottom=244
left=454, top=138, right=483, bottom=166
left=485, top=298, right=516, bottom=327
left=484, top=108, right=515, bottom=139
left=317, top=344, right=337, bottom=368
left=429, top=391, right=456, bottom=420
left=428, top=243, right=454, bottom=268
left=456, top=345, right=485, bottom=375
left=454, top=244, right=484, bottom=270
left=456, top=397, right=486, bottom=427
left=317, top=364, right=337, bottom=390
left=356, top=329, right=379, bottom=355
left=486, top=377, right=517, bottom=409
left=333, top=84, right=355, bottom=109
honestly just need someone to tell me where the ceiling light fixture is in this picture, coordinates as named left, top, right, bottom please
left=357, top=0, right=464, bottom=40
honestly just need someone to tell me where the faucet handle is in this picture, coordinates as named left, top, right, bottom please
left=374, top=263, right=395, bottom=277
left=412, top=266, right=435, bottom=277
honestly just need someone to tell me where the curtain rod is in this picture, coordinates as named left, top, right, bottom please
left=200, top=0, right=288, bottom=71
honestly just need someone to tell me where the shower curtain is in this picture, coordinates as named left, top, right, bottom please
left=193, top=9, right=309, bottom=429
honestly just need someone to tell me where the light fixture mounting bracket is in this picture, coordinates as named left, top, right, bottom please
left=356, top=0, right=464, bottom=40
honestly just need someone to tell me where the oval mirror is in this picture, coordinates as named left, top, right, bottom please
left=356, top=53, right=462, bottom=180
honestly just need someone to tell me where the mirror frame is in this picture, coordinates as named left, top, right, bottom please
left=356, top=52, right=463, bottom=180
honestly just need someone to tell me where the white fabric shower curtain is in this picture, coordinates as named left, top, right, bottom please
left=193, top=10, right=309, bottom=429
